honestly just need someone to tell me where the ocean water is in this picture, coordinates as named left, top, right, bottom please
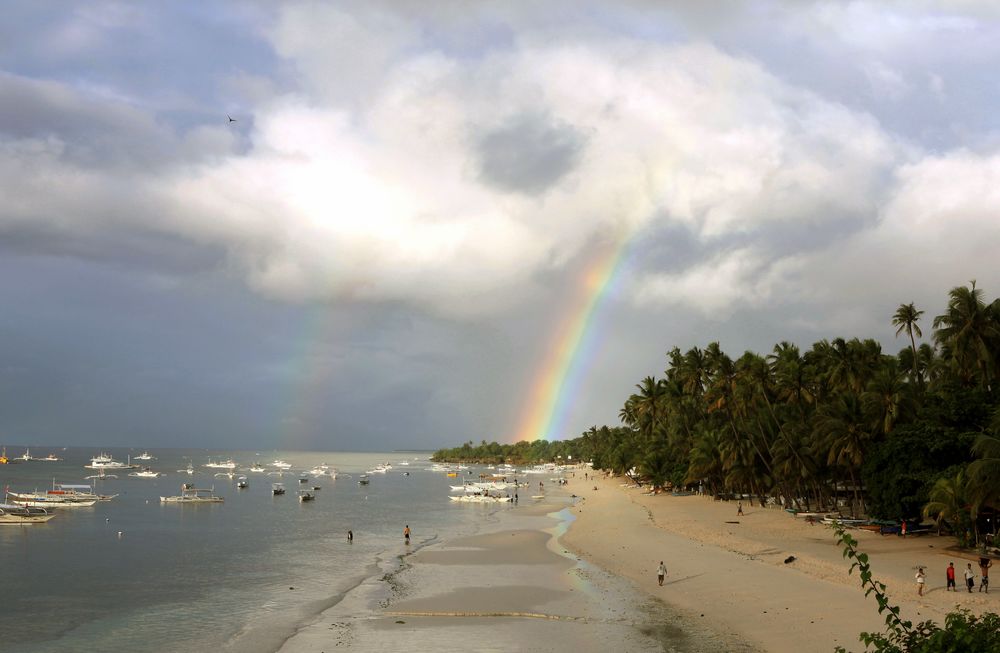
left=0, top=448, right=508, bottom=652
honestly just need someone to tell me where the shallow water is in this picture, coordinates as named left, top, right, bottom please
left=0, top=448, right=508, bottom=652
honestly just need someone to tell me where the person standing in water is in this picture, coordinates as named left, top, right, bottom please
left=348, top=530, right=353, bottom=543
left=657, top=561, right=667, bottom=586
left=404, top=524, right=410, bottom=545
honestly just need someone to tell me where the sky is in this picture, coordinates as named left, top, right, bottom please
left=2, top=1, right=1000, bottom=452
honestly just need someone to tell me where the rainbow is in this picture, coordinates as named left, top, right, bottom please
left=511, top=231, right=633, bottom=443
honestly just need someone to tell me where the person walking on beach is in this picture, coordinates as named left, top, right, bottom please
left=657, top=561, right=667, bottom=586
left=737, top=502, right=744, bottom=516
left=916, top=567, right=926, bottom=596
left=964, top=563, right=975, bottom=592
left=946, top=562, right=956, bottom=591
left=980, top=558, right=992, bottom=593
left=404, top=525, right=410, bottom=545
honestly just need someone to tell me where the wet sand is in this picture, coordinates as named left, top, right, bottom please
left=278, top=488, right=746, bottom=652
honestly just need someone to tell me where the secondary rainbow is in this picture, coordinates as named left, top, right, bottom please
left=511, top=231, right=633, bottom=443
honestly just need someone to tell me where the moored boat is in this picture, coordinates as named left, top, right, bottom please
left=272, top=482, right=285, bottom=495
left=0, top=504, right=55, bottom=524
left=160, top=486, right=223, bottom=503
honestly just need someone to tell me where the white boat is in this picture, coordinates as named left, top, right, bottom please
left=160, top=486, right=223, bottom=503
left=449, top=494, right=512, bottom=503
left=272, top=483, right=285, bottom=495
left=204, top=459, right=237, bottom=470
left=129, top=467, right=162, bottom=478
left=176, top=463, right=195, bottom=475
left=237, top=476, right=249, bottom=489
left=308, top=464, right=329, bottom=476
left=214, top=471, right=237, bottom=479
left=298, top=474, right=309, bottom=483
left=0, top=504, right=55, bottom=524
left=17, top=448, right=35, bottom=462
left=39, top=453, right=61, bottom=462
left=248, top=463, right=266, bottom=473
left=358, top=474, right=370, bottom=485
left=84, top=469, right=119, bottom=480
left=397, top=461, right=410, bottom=466
left=85, top=453, right=132, bottom=470
left=298, top=490, right=315, bottom=502
left=271, top=460, right=292, bottom=469
left=6, top=489, right=98, bottom=508
left=134, top=451, right=155, bottom=461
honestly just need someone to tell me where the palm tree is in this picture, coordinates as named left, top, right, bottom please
left=813, top=392, right=871, bottom=515
left=923, top=469, right=976, bottom=545
left=933, top=281, right=999, bottom=390
left=892, top=302, right=924, bottom=384
left=968, top=430, right=1000, bottom=512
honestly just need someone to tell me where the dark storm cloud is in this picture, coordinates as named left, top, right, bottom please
left=476, top=113, right=587, bottom=195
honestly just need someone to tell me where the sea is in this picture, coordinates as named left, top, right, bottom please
left=0, top=448, right=510, bottom=652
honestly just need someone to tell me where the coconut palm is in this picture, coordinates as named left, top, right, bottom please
left=933, top=280, right=999, bottom=390
left=923, top=469, right=976, bottom=544
left=892, top=302, right=924, bottom=384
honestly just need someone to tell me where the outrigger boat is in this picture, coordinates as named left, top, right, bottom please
left=160, top=485, right=223, bottom=504
left=449, top=493, right=512, bottom=503
left=248, top=463, right=266, bottom=473
left=272, top=483, right=285, bottom=496
left=204, top=459, right=237, bottom=470
left=129, top=467, right=162, bottom=478
left=358, top=474, right=370, bottom=485
left=0, top=503, right=55, bottom=524
left=134, top=451, right=155, bottom=461
left=8, top=481, right=114, bottom=506
left=298, top=490, right=315, bottom=502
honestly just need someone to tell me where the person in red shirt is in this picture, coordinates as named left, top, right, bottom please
left=946, top=562, right=956, bottom=591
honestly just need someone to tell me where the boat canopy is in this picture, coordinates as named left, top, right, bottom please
left=58, top=484, right=94, bottom=490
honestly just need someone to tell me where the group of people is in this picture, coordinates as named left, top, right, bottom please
left=916, top=558, right=992, bottom=596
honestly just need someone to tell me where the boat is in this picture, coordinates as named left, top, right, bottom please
left=358, top=474, right=370, bottom=485
left=39, top=453, right=61, bottom=462
left=248, top=463, right=266, bottom=473
left=84, top=469, right=119, bottom=480
left=298, top=490, right=315, bottom=502
left=214, top=471, right=237, bottom=479
left=17, top=448, right=35, bottom=462
left=160, top=486, right=223, bottom=503
left=134, top=451, right=155, bottom=461
left=204, top=459, right=237, bottom=470
left=0, top=504, right=55, bottom=524
left=129, top=467, right=161, bottom=478
left=177, top=463, right=195, bottom=475
left=272, top=483, right=285, bottom=496
left=6, top=490, right=98, bottom=508
left=0, top=447, right=7, bottom=464
left=85, top=453, right=131, bottom=470
left=299, top=474, right=309, bottom=484
left=237, top=476, right=249, bottom=489
left=448, top=494, right=512, bottom=503
left=271, top=460, right=292, bottom=469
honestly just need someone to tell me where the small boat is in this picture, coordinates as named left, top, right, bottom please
left=160, top=486, right=223, bottom=503
left=129, top=467, right=162, bottom=478
left=308, top=464, right=330, bottom=476
left=84, top=469, right=119, bottom=480
left=311, top=485, right=321, bottom=491
left=271, top=460, right=292, bottom=469
left=358, top=474, right=370, bottom=485
left=17, top=448, right=35, bottom=462
left=204, top=459, right=237, bottom=470
left=85, top=453, right=132, bottom=470
left=299, top=474, right=309, bottom=484
left=39, top=454, right=61, bottom=462
left=448, top=494, right=512, bottom=503
left=248, top=463, right=266, bottom=473
left=0, top=504, right=55, bottom=524
left=134, top=451, right=155, bottom=461
left=272, top=483, right=286, bottom=496
left=176, top=463, right=195, bottom=475
left=298, top=490, right=315, bottom=502
left=214, top=471, right=237, bottom=480
left=237, top=476, right=249, bottom=489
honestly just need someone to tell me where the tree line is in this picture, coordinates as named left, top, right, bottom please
left=434, top=281, right=1000, bottom=545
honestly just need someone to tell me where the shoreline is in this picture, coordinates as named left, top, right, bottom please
left=277, top=485, right=736, bottom=652
left=562, top=474, right=999, bottom=652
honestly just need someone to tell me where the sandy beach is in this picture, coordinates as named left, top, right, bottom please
left=562, top=474, right=999, bottom=652
left=278, top=472, right=997, bottom=652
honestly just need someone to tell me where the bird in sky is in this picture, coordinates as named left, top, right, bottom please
left=227, top=114, right=237, bottom=123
